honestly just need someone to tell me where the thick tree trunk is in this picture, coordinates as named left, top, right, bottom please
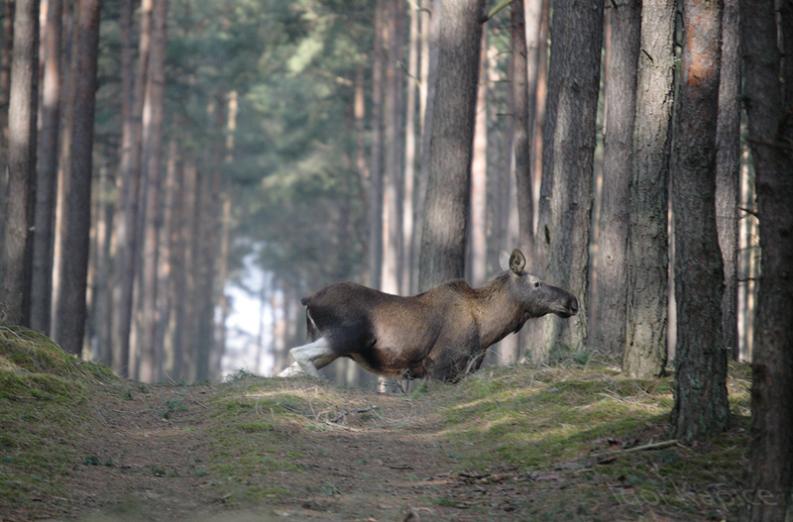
left=111, top=0, right=151, bottom=376
left=511, top=0, right=532, bottom=255
left=468, top=32, right=488, bottom=286
left=51, top=0, right=100, bottom=355
left=622, top=0, right=676, bottom=378
left=0, top=0, right=14, bottom=260
left=1, top=0, right=38, bottom=327
left=29, top=0, right=59, bottom=333
left=535, top=0, right=604, bottom=357
left=671, top=0, right=729, bottom=443
left=715, top=0, right=740, bottom=360
left=137, top=0, right=167, bottom=383
left=589, top=0, right=640, bottom=358
left=368, top=0, right=385, bottom=289
left=418, top=0, right=485, bottom=291
left=742, top=0, right=793, bottom=517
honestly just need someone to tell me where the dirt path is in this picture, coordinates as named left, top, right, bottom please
left=60, top=380, right=521, bottom=522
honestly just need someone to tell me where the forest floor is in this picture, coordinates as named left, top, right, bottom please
left=1, top=326, right=755, bottom=521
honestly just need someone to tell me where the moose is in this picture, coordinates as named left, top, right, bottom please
left=279, top=249, right=579, bottom=382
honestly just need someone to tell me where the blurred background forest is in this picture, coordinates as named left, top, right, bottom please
left=0, top=0, right=774, bottom=389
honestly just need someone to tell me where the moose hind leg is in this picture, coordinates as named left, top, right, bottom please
left=278, top=337, right=337, bottom=378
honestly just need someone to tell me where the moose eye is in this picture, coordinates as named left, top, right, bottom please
left=533, top=282, right=540, bottom=288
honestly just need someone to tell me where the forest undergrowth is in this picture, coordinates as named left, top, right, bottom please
left=0, top=327, right=752, bottom=521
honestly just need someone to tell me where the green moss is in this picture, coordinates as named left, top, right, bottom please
left=0, top=326, right=118, bottom=513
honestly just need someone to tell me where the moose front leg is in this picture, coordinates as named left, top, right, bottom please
left=278, top=337, right=337, bottom=378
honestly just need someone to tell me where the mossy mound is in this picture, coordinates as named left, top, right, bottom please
left=433, top=362, right=752, bottom=520
left=0, top=325, right=117, bottom=513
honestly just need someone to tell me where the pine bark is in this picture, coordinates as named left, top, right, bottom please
left=589, top=0, right=640, bottom=358
left=418, top=0, right=485, bottom=291
left=112, top=0, right=151, bottom=376
left=715, top=0, right=740, bottom=359
left=510, top=0, right=532, bottom=254
left=29, top=0, right=60, bottom=333
left=0, top=0, right=14, bottom=258
left=742, top=0, right=793, bottom=517
left=535, top=0, right=604, bottom=356
left=622, top=0, right=676, bottom=377
left=671, top=0, right=729, bottom=443
left=51, top=0, right=100, bottom=354
left=2, top=0, right=38, bottom=327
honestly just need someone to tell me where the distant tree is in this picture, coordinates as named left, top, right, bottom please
left=589, top=0, right=640, bottom=358
left=369, top=0, right=385, bottom=289
left=510, top=0, right=532, bottom=255
left=622, top=0, right=676, bottom=378
left=418, top=0, right=485, bottom=290
left=741, top=0, right=793, bottom=518
left=30, top=0, right=62, bottom=333
left=112, top=0, right=151, bottom=376
left=1, top=0, right=38, bottom=327
left=671, top=0, right=729, bottom=443
left=51, top=0, right=101, bottom=355
left=715, top=0, right=740, bottom=360
left=401, top=1, right=419, bottom=295
left=467, top=31, right=488, bottom=287
left=535, top=0, right=604, bottom=357
left=137, top=0, right=167, bottom=382
left=381, top=0, right=405, bottom=294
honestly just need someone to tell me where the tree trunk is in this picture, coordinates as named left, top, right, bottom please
left=535, top=0, right=604, bottom=357
left=511, top=0, right=532, bottom=255
left=0, top=0, right=14, bottom=262
left=179, top=157, right=199, bottom=381
left=214, top=90, right=238, bottom=379
left=381, top=0, right=404, bottom=294
left=468, top=32, right=488, bottom=287
left=671, top=0, right=729, bottom=443
left=418, top=0, right=485, bottom=291
left=368, top=0, right=385, bottom=289
left=715, top=0, right=740, bottom=360
left=95, top=161, right=114, bottom=366
left=111, top=0, right=151, bottom=376
left=29, top=0, right=60, bottom=333
left=1, top=0, right=38, bottom=327
left=51, top=0, right=100, bottom=354
left=411, top=0, right=438, bottom=294
left=137, top=0, right=167, bottom=383
left=742, top=0, right=793, bottom=517
left=589, top=0, right=640, bottom=358
left=622, top=0, right=676, bottom=378
left=401, top=1, right=419, bottom=295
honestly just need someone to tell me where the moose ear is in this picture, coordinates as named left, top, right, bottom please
left=509, top=249, right=526, bottom=274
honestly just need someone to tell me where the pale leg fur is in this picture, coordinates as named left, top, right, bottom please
left=278, top=337, right=337, bottom=378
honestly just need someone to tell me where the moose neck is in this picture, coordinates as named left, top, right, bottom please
left=473, top=274, right=526, bottom=348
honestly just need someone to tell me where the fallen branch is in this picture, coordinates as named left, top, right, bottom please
left=591, top=439, right=678, bottom=459
left=330, top=405, right=378, bottom=424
